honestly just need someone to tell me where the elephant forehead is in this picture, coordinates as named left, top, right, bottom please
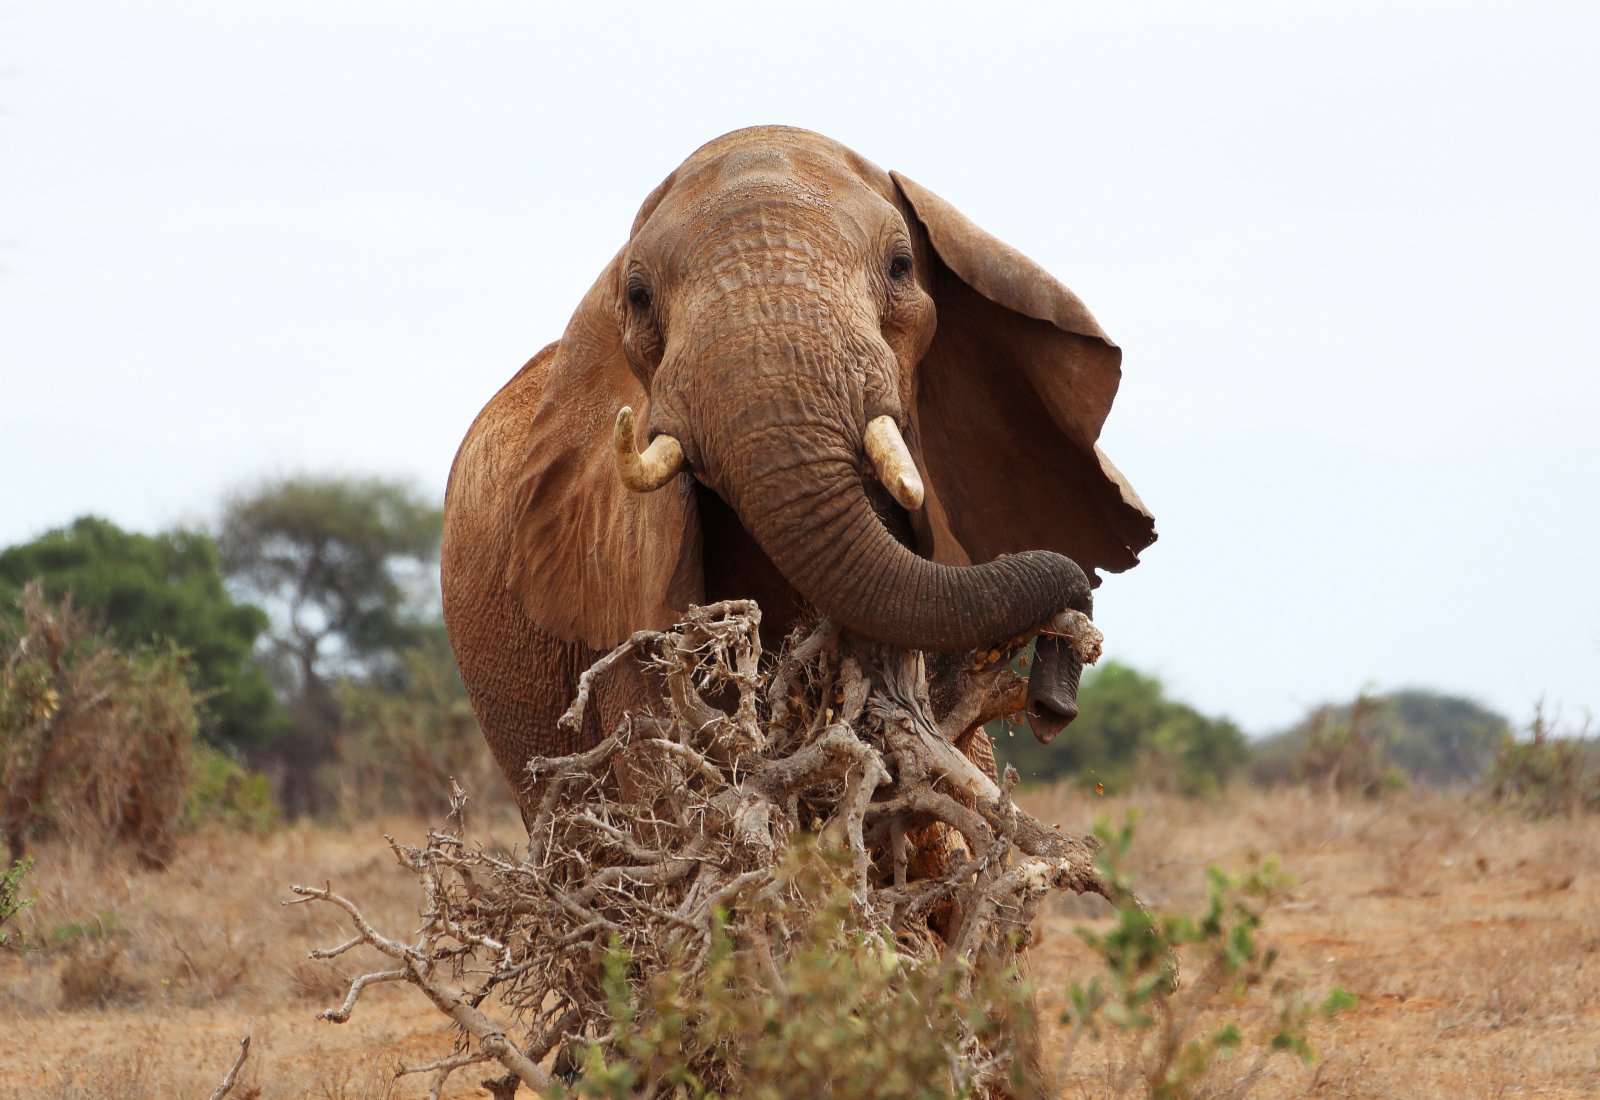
left=640, top=127, right=899, bottom=235
left=696, top=177, right=837, bottom=224
left=650, top=178, right=886, bottom=275
left=682, top=125, right=894, bottom=191
left=662, top=141, right=888, bottom=224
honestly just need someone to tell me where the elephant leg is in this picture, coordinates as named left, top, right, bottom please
left=449, top=576, right=661, bottom=825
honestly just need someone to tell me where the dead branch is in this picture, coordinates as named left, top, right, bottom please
left=206, top=1036, right=250, bottom=1100
left=295, top=599, right=1119, bottom=1096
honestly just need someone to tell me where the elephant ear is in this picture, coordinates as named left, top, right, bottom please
left=891, top=172, right=1156, bottom=582
left=506, top=251, right=702, bottom=649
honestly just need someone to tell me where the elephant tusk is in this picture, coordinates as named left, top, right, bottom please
left=613, top=407, right=686, bottom=492
left=864, top=415, right=925, bottom=510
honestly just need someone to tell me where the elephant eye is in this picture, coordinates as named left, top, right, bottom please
left=626, top=280, right=653, bottom=311
left=887, top=253, right=913, bottom=282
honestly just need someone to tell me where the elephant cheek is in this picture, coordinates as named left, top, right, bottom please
left=1025, top=636, right=1082, bottom=745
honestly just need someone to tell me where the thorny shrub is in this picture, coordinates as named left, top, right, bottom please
left=334, top=637, right=513, bottom=818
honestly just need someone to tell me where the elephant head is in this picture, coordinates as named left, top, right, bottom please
left=506, top=126, right=1154, bottom=739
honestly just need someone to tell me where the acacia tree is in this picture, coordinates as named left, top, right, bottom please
left=217, top=476, right=443, bottom=816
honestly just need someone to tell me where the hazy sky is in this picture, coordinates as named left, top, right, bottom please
left=3, top=1, right=1596, bottom=735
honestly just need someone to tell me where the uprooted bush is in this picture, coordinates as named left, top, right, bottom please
left=1, top=584, right=200, bottom=867
left=294, top=600, right=1112, bottom=1098
left=293, top=601, right=1344, bottom=1097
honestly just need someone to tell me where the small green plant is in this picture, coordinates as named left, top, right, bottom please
left=0, top=856, right=32, bottom=947
left=1058, top=813, right=1353, bottom=1098
left=48, top=909, right=123, bottom=949
left=1484, top=704, right=1598, bottom=819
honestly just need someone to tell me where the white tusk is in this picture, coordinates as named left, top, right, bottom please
left=864, top=415, right=925, bottom=510
left=613, top=406, right=686, bottom=492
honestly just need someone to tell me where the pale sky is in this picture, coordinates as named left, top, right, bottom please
left=3, top=1, right=1596, bottom=735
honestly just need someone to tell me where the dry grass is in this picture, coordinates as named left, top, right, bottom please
left=1022, top=785, right=1600, bottom=1098
left=0, top=804, right=525, bottom=1099
left=1, top=786, right=1597, bottom=1097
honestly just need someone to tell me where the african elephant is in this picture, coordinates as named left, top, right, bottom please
left=441, top=126, right=1155, bottom=814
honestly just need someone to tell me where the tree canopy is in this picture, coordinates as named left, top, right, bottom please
left=0, top=516, right=283, bottom=750
left=992, top=659, right=1247, bottom=795
left=218, top=475, right=444, bottom=691
left=216, top=475, right=444, bottom=816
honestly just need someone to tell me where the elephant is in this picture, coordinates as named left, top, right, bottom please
left=441, top=125, right=1156, bottom=817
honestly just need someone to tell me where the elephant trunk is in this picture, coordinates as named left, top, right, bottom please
left=1026, top=636, right=1083, bottom=744
left=713, top=424, right=1091, bottom=653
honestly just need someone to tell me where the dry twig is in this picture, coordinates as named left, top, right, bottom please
left=206, top=1036, right=251, bottom=1100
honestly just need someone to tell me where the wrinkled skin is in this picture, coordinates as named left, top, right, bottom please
left=442, top=127, right=1155, bottom=811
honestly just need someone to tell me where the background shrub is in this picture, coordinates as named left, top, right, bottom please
left=1, top=586, right=199, bottom=866
left=334, top=630, right=510, bottom=817
left=183, top=742, right=280, bottom=833
left=1252, top=688, right=1509, bottom=789
left=0, top=516, right=283, bottom=753
left=1483, top=704, right=1599, bottom=818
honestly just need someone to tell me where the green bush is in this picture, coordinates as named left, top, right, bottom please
left=183, top=741, right=280, bottom=832
left=547, top=818, right=1349, bottom=1100
left=0, top=516, right=284, bottom=752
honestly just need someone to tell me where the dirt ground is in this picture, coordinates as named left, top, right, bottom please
left=2, top=786, right=1596, bottom=1099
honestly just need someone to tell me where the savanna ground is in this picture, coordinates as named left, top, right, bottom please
left=3, top=786, right=1597, bottom=1099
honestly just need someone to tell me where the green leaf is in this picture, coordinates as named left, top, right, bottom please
left=1321, top=987, right=1358, bottom=1016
